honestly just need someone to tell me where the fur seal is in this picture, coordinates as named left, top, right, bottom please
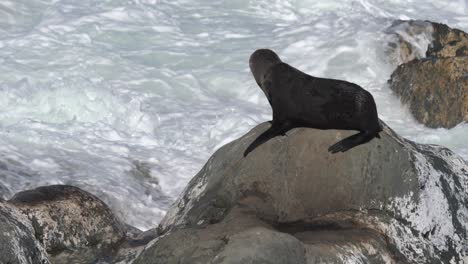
left=244, top=49, right=382, bottom=157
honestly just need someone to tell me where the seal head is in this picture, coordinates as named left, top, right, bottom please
left=249, top=49, right=282, bottom=101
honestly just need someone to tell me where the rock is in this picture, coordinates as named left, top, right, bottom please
left=8, top=185, right=127, bottom=264
left=134, top=123, right=468, bottom=263
left=385, top=20, right=468, bottom=64
left=112, top=227, right=159, bottom=264
left=388, top=56, right=468, bottom=128
left=427, top=22, right=468, bottom=58
left=386, top=20, right=468, bottom=128
left=0, top=201, right=50, bottom=264
left=294, top=228, right=400, bottom=263
left=134, top=208, right=308, bottom=264
left=216, top=226, right=306, bottom=264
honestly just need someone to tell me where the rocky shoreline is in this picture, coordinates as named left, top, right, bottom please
left=1, top=20, right=467, bottom=264
left=2, top=121, right=467, bottom=263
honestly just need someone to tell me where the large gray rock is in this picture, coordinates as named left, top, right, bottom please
left=9, top=185, right=128, bottom=264
left=134, top=208, right=309, bottom=264
left=0, top=201, right=50, bottom=264
left=295, top=228, right=400, bottom=263
left=134, top=122, right=468, bottom=264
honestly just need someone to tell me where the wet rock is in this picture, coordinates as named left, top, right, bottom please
left=112, top=227, right=159, bottom=264
left=386, top=20, right=468, bottom=128
left=385, top=20, right=433, bottom=64
left=9, top=185, right=127, bottom=264
left=215, top=226, right=306, bottom=264
left=427, top=22, right=468, bottom=58
left=388, top=56, right=468, bottom=128
left=134, top=122, right=468, bottom=263
left=0, top=201, right=50, bottom=264
left=386, top=20, right=468, bottom=64
left=134, top=208, right=309, bottom=264
left=294, top=228, right=399, bottom=263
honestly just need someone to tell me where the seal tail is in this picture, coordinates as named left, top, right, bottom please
left=328, top=130, right=378, bottom=154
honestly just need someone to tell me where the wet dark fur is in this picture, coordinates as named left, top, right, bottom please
left=244, top=49, right=382, bottom=157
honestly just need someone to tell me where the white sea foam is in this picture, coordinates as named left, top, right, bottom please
left=0, top=0, right=467, bottom=230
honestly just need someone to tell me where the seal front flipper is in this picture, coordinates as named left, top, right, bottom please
left=244, top=121, right=292, bottom=157
left=328, top=130, right=378, bottom=154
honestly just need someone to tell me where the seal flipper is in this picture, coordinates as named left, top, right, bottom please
left=328, top=130, right=378, bottom=154
left=244, top=121, right=292, bottom=157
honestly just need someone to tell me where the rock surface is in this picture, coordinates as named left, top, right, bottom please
left=8, top=185, right=127, bottom=264
left=427, top=22, right=468, bottom=58
left=133, top=122, right=468, bottom=264
left=386, top=20, right=468, bottom=128
left=388, top=56, right=468, bottom=128
left=134, top=208, right=310, bottom=264
left=386, top=20, right=468, bottom=64
left=1, top=123, right=467, bottom=264
left=0, top=201, right=50, bottom=264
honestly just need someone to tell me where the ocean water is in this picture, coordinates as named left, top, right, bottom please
left=0, top=0, right=467, bottom=230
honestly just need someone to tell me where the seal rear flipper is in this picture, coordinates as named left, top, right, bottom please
left=328, top=131, right=376, bottom=154
left=243, top=122, right=292, bottom=157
